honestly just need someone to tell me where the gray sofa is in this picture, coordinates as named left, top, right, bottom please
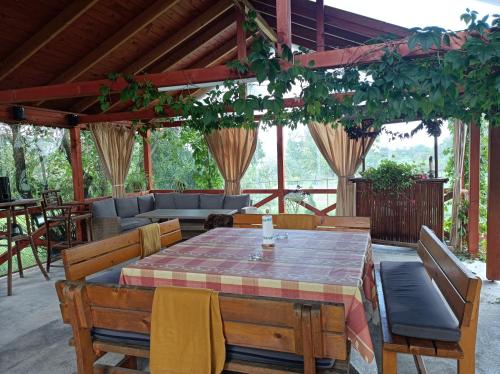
left=92, top=192, right=251, bottom=240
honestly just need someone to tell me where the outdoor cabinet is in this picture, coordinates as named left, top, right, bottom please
left=352, top=178, right=448, bottom=244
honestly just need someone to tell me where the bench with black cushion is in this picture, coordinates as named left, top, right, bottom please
left=57, top=281, right=352, bottom=374
left=380, top=261, right=460, bottom=342
left=376, top=226, right=482, bottom=374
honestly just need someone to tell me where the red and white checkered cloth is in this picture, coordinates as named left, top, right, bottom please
left=120, top=227, right=377, bottom=362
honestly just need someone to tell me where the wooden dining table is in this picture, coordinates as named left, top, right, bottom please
left=119, top=227, right=377, bottom=363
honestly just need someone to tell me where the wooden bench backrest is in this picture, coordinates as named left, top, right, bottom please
left=58, top=281, right=348, bottom=362
left=315, top=216, right=371, bottom=232
left=234, top=214, right=370, bottom=232
left=234, top=213, right=316, bottom=230
left=417, top=226, right=481, bottom=327
left=62, top=220, right=182, bottom=281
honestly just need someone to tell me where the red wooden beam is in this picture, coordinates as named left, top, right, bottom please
left=316, top=0, right=325, bottom=52
left=0, top=33, right=467, bottom=104
left=487, top=124, right=500, bottom=280
left=276, top=0, right=292, bottom=50
left=0, top=104, right=77, bottom=127
left=143, top=130, right=154, bottom=190
left=276, top=125, right=285, bottom=213
left=69, top=127, right=84, bottom=202
left=468, top=123, right=480, bottom=257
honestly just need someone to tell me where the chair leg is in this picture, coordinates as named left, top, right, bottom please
left=413, top=355, right=427, bottom=374
left=15, top=244, right=24, bottom=278
left=382, top=348, right=397, bottom=374
left=30, top=237, right=49, bottom=281
left=7, top=240, right=13, bottom=296
left=458, top=351, right=475, bottom=374
left=46, top=235, right=52, bottom=273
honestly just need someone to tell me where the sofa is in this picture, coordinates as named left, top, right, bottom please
left=91, top=192, right=251, bottom=240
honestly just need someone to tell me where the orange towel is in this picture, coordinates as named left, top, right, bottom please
left=139, top=223, right=161, bottom=258
left=150, top=287, right=226, bottom=374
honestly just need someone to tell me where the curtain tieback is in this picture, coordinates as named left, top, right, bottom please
left=112, top=184, right=125, bottom=187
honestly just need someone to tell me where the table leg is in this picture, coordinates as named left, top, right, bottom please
left=6, top=210, right=13, bottom=296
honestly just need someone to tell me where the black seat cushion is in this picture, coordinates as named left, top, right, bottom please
left=87, top=267, right=123, bottom=284
left=92, top=328, right=334, bottom=369
left=380, top=261, right=460, bottom=342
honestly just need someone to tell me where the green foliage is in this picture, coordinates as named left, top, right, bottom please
left=151, top=127, right=223, bottom=190
left=98, top=10, right=499, bottom=136
left=362, top=159, right=419, bottom=193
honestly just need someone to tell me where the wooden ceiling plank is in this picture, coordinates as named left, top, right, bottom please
left=103, top=12, right=235, bottom=113
left=252, top=0, right=366, bottom=45
left=48, top=0, right=181, bottom=85
left=0, top=32, right=467, bottom=104
left=0, top=0, right=99, bottom=81
left=234, top=0, right=277, bottom=43
left=70, top=0, right=234, bottom=113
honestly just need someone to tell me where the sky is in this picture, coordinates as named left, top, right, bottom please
left=323, top=0, right=500, bottom=149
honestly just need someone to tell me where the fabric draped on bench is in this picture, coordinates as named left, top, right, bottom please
left=380, top=261, right=461, bottom=342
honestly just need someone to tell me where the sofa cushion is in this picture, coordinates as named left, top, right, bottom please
left=115, top=197, right=139, bottom=218
left=223, top=194, right=250, bottom=210
left=138, top=194, right=155, bottom=213
left=380, top=261, right=461, bottom=342
left=92, top=198, right=117, bottom=218
left=174, top=193, right=200, bottom=209
left=199, top=194, right=224, bottom=209
left=120, top=217, right=151, bottom=232
left=154, top=193, right=176, bottom=209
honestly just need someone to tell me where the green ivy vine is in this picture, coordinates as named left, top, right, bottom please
left=98, top=9, right=499, bottom=134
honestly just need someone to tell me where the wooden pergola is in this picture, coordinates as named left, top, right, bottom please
left=0, top=0, right=497, bottom=280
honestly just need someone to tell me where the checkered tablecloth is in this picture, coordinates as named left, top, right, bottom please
left=120, top=227, right=376, bottom=362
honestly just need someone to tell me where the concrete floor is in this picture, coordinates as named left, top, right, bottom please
left=0, top=245, right=499, bottom=374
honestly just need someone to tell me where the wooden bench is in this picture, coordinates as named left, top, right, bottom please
left=233, top=214, right=370, bottom=232
left=61, top=219, right=182, bottom=281
left=56, top=281, right=351, bottom=374
left=376, top=226, right=481, bottom=373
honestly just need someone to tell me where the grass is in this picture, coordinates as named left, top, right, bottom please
left=0, top=242, right=48, bottom=276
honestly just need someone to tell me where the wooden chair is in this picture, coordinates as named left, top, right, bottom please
left=0, top=205, right=49, bottom=295
left=315, top=216, right=371, bottom=232
left=62, top=219, right=182, bottom=282
left=41, top=189, right=93, bottom=272
left=56, top=281, right=350, bottom=374
left=376, top=226, right=482, bottom=373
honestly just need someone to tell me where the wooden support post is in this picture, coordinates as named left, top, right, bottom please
left=316, top=0, right=325, bottom=52
left=468, top=123, right=480, bottom=257
left=69, top=127, right=84, bottom=202
left=487, top=124, right=500, bottom=280
left=69, top=126, right=85, bottom=240
left=277, top=126, right=285, bottom=213
left=275, top=0, right=290, bottom=213
left=143, top=130, right=153, bottom=191
left=276, top=0, right=292, bottom=51
left=236, top=7, right=247, bottom=60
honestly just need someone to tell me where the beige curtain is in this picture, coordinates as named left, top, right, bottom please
left=308, top=121, right=376, bottom=216
left=89, top=122, right=135, bottom=198
left=450, top=120, right=467, bottom=249
left=205, top=127, right=258, bottom=195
